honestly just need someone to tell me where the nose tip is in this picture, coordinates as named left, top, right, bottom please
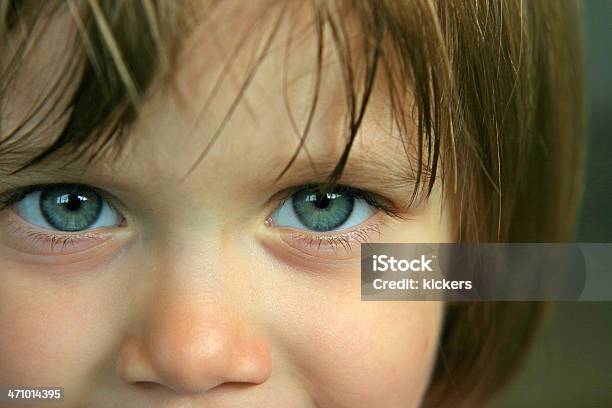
left=117, top=303, right=272, bottom=394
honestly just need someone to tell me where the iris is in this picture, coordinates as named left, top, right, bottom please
left=39, top=185, right=103, bottom=231
left=291, top=187, right=354, bottom=231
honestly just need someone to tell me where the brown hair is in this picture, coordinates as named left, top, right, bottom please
left=0, top=1, right=586, bottom=406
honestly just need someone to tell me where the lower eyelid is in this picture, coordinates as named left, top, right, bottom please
left=0, top=211, right=118, bottom=256
left=271, top=219, right=386, bottom=260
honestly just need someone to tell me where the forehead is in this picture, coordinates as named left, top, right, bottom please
left=123, top=0, right=414, bottom=178
left=0, top=1, right=419, bottom=188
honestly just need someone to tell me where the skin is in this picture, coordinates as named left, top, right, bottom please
left=0, top=2, right=450, bottom=407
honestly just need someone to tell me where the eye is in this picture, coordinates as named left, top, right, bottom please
left=13, top=184, right=121, bottom=232
left=271, top=186, right=375, bottom=232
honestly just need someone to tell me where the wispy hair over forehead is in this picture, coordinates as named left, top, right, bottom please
left=0, top=0, right=193, bottom=172
left=0, top=1, right=448, bottom=207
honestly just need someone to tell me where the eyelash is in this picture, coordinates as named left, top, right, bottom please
left=271, top=184, right=405, bottom=252
left=0, top=185, right=39, bottom=212
left=0, top=183, right=123, bottom=254
left=0, top=184, right=117, bottom=212
left=275, top=184, right=401, bottom=218
left=283, top=222, right=387, bottom=252
left=0, top=183, right=402, bottom=214
left=0, top=183, right=404, bottom=255
left=4, top=218, right=106, bottom=253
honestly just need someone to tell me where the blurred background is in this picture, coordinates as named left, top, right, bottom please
left=493, top=1, right=612, bottom=407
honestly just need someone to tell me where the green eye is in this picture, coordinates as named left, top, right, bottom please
left=291, top=187, right=355, bottom=231
left=14, top=184, right=121, bottom=232
left=272, top=186, right=374, bottom=232
left=40, top=186, right=102, bottom=231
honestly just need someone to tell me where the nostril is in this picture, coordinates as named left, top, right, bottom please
left=131, top=381, right=164, bottom=390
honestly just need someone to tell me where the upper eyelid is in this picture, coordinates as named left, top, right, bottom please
left=0, top=183, right=124, bottom=214
left=0, top=182, right=401, bottom=220
left=272, top=183, right=402, bottom=218
left=0, top=186, right=39, bottom=210
left=277, top=183, right=376, bottom=199
left=273, top=184, right=358, bottom=206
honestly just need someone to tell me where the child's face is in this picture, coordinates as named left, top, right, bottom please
left=0, top=3, right=449, bottom=407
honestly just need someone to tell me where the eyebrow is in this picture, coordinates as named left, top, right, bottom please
left=0, top=142, right=117, bottom=188
left=275, top=156, right=420, bottom=191
left=2, top=147, right=420, bottom=181
left=0, top=148, right=85, bottom=180
left=0, top=143, right=427, bottom=197
left=0, top=121, right=123, bottom=179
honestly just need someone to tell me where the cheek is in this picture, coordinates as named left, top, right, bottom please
left=281, top=291, right=443, bottom=407
left=258, top=199, right=448, bottom=406
left=260, top=252, right=444, bottom=407
left=0, top=260, right=117, bottom=390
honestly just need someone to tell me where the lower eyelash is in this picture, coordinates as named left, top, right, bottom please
left=286, top=221, right=385, bottom=253
left=25, top=230, right=103, bottom=253
left=4, top=218, right=106, bottom=254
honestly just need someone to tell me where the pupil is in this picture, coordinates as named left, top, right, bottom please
left=314, top=194, right=330, bottom=209
left=65, top=194, right=81, bottom=211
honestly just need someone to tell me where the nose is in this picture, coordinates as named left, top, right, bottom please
left=116, top=286, right=272, bottom=394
